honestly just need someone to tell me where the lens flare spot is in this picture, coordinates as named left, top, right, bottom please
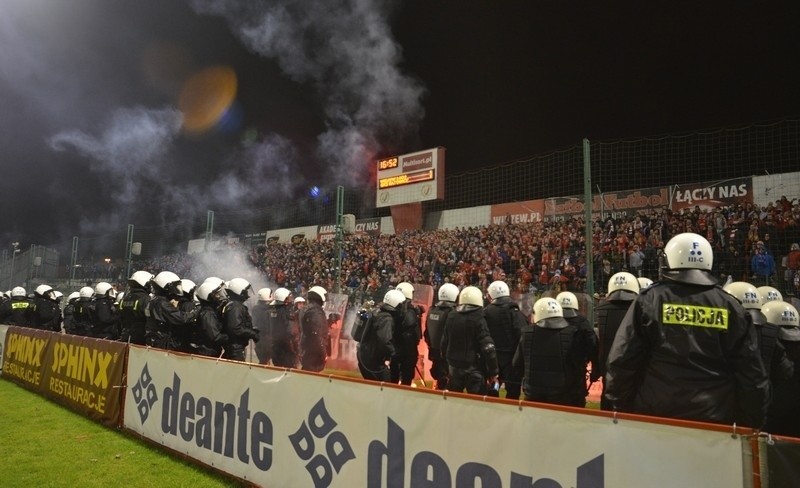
left=178, top=66, right=237, bottom=134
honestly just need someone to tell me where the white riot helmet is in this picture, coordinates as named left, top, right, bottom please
left=763, top=302, right=800, bottom=341
left=293, top=296, right=306, bottom=305
left=180, top=279, right=197, bottom=298
left=723, top=281, right=762, bottom=310
left=383, top=289, right=406, bottom=310
left=438, top=283, right=459, bottom=303
left=195, top=280, right=228, bottom=304
left=153, top=271, right=183, bottom=296
left=757, top=286, right=783, bottom=305
left=95, top=282, right=115, bottom=298
left=53, top=291, right=64, bottom=303
left=67, top=291, right=81, bottom=303
left=79, top=286, right=94, bottom=299
left=11, top=286, right=26, bottom=298
left=203, top=277, right=226, bottom=290
left=396, top=282, right=414, bottom=300
left=608, top=272, right=640, bottom=298
left=556, top=291, right=579, bottom=318
left=257, top=287, right=272, bottom=302
left=458, top=286, right=484, bottom=307
left=533, top=297, right=563, bottom=321
left=227, top=278, right=252, bottom=299
left=663, top=232, right=716, bottom=285
left=664, top=233, right=714, bottom=270
left=129, top=270, right=154, bottom=289
left=487, top=280, right=510, bottom=299
left=35, top=284, right=54, bottom=298
left=308, top=285, right=327, bottom=303
left=272, top=287, right=291, bottom=304
left=115, top=292, right=124, bottom=304
left=637, top=277, right=654, bottom=290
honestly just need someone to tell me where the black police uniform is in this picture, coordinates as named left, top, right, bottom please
left=221, top=299, right=259, bottom=361
left=69, top=297, right=95, bottom=336
left=270, top=302, right=298, bottom=368
left=513, top=315, right=594, bottom=406
left=0, top=296, right=34, bottom=326
left=91, top=295, right=120, bottom=340
left=484, top=296, right=526, bottom=399
left=119, top=287, right=151, bottom=345
left=605, top=274, right=769, bottom=427
left=251, top=300, right=273, bottom=365
left=595, top=290, right=637, bottom=410
left=193, top=301, right=228, bottom=357
left=32, top=295, right=62, bottom=332
left=145, top=295, right=198, bottom=351
left=300, top=302, right=328, bottom=371
left=357, top=306, right=397, bottom=382
left=390, top=301, right=422, bottom=385
left=441, top=304, right=498, bottom=394
left=424, top=301, right=455, bottom=390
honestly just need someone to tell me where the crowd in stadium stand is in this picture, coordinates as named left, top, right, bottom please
left=123, top=197, right=800, bottom=301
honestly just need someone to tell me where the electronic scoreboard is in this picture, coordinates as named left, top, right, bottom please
left=375, top=147, right=445, bottom=208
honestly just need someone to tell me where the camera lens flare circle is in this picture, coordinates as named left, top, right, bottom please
left=178, top=66, right=237, bottom=134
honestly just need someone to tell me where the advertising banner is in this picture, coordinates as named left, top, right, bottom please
left=490, top=200, right=545, bottom=225
left=124, top=346, right=749, bottom=488
left=318, top=218, right=382, bottom=241
left=1, top=327, right=127, bottom=427
left=2, top=327, right=50, bottom=391
left=40, top=334, right=128, bottom=427
left=670, top=177, right=753, bottom=211
left=544, top=187, right=670, bottom=222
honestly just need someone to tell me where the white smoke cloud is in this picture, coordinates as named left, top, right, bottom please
left=189, top=0, right=426, bottom=184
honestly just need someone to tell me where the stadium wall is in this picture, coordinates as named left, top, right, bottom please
left=3, top=325, right=800, bottom=487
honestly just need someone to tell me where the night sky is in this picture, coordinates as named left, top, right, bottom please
left=1, top=0, right=799, bottom=250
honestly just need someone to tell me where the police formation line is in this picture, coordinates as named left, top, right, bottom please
left=0, top=273, right=330, bottom=372
left=352, top=232, right=800, bottom=438
left=3, top=232, right=799, bottom=437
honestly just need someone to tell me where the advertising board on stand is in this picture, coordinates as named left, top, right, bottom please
left=123, top=345, right=753, bottom=487
left=1, top=327, right=127, bottom=427
left=669, top=177, right=753, bottom=211
left=544, top=187, right=670, bottom=222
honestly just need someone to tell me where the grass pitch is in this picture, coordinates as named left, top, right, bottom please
left=0, top=379, right=245, bottom=488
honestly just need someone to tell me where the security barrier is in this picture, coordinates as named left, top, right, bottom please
left=3, top=326, right=800, bottom=487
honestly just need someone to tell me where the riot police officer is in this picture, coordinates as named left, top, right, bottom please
left=485, top=280, right=526, bottom=399
left=595, top=271, right=639, bottom=410
left=724, top=282, right=793, bottom=382
left=557, top=291, right=599, bottom=395
left=119, top=270, right=153, bottom=345
left=252, top=288, right=273, bottom=365
left=300, top=286, right=328, bottom=372
left=62, top=292, right=80, bottom=335
left=605, top=233, right=769, bottom=427
left=91, top=282, right=120, bottom=340
left=513, top=297, right=594, bottom=406
left=221, top=278, right=259, bottom=361
left=270, top=288, right=298, bottom=368
left=390, top=282, right=422, bottom=385
left=145, top=271, right=198, bottom=350
left=424, top=283, right=458, bottom=390
left=31, top=284, right=62, bottom=332
left=441, top=286, right=498, bottom=394
left=0, top=286, right=33, bottom=326
left=357, top=289, right=401, bottom=382
left=763, top=301, right=800, bottom=437
left=70, top=286, right=96, bottom=336
left=192, top=279, right=229, bottom=357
